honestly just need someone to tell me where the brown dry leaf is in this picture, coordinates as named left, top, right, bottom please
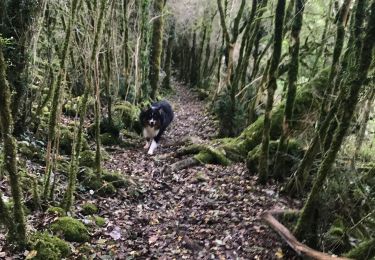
left=25, top=250, right=38, bottom=259
left=275, top=248, right=284, bottom=259
left=148, top=234, right=159, bottom=244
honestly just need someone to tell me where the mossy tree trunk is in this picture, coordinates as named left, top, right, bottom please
left=257, top=0, right=286, bottom=184
left=123, top=0, right=130, bottom=88
left=0, top=47, right=26, bottom=248
left=149, top=0, right=166, bottom=100
left=216, top=0, right=246, bottom=136
left=294, top=1, right=375, bottom=244
left=43, top=0, right=81, bottom=200
left=317, top=0, right=352, bottom=127
left=284, top=0, right=366, bottom=195
left=274, top=0, right=305, bottom=180
left=63, top=0, right=107, bottom=211
left=163, top=21, right=175, bottom=89
left=352, top=88, right=375, bottom=166
left=139, top=0, right=151, bottom=101
left=0, top=192, right=15, bottom=236
left=189, top=31, right=198, bottom=87
left=0, top=0, right=44, bottom=136
left=311, top=0, right=333, bottom=77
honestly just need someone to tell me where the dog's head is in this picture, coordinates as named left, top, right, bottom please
left=140, top=106, right=162, bottom=128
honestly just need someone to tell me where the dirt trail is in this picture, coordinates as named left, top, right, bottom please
left=96, top=81, right=294, bottom=259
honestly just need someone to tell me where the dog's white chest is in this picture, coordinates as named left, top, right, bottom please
left=143, top=126, right=159, bottom=138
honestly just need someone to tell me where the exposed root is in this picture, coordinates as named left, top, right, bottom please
left=163, top=157, right=200, bottom=173
left=262, top=209, right=351, bottom=260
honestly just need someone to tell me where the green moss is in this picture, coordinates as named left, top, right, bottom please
left=50, top=217, right=89, bottom=242
left=223, top=69, right=328, bottom=159
left=63, top=99, right=78, bottom=117
left=59, top=127, right=88, bottom=155
left=29, top=232, right=71, bottom=259
left=56, top=160, right=70, bottom=175
left=345, top=238, right=375, bottom=259
left=47, top=207, right=66, bottom=217
left=81, top=172, right=102, bottom=190
left=177, top=144, right=207, bottom=156
left=102, top=171, right=131, bottom=188
left=113, top=101, right=141, bottom=133
left=194, top=146, right=230, bottom=166
left=100, top=133, right=119, bottom=146
left=81, top=170, right=117, bottom=196
left=91, top=216, right=106, bottom=227
left=196, top=88, right=210, bottom=100
left=81, top=203, right=98, bottom=215
left=18, top=141, right=44, bottom=162
left=79, top=150, right=96, bottom=167
left=97, top=182, right=116, bottom=196
left=246, top=139, right=304, bottom=178
left=77, top=167, right=94, bottom=182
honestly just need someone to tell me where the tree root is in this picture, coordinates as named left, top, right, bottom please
left=163, top=157, right=200, bottom=174
left=262, top=209, right=351, bottom=260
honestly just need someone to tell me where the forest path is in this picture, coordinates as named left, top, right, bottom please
left=98, top=80, right=292, bottom=259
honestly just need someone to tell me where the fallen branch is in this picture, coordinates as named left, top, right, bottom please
left=262, top=209, right=351, bottom=260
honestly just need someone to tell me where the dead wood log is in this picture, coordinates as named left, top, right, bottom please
left=262, top=209, right=351, bottom=260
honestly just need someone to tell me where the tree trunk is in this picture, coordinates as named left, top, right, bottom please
left=317, top=0, right=352, bottom=127
left=0, top=0, right=44, bottom=136
left=258, top=0, right=286, bottom=184
left=62, top=0, right=107, bottom=211
left=149, top=0, right=166, bottom=100
left=294, top=1, right=375, bottom=243
left=163, top=22, right=175, bottom=89
left=0, top=48, right=26, bottom=248
left=284, top=0, right=366, bottom=194
left=274, top=0, right=305, bottom=180
left=43, top=0, right=81, bottom=199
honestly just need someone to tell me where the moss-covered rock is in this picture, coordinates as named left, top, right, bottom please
left=102, top=171, right=131, bottom=188
left=79, top=150, right=96, bottom=167
left=81, top=203, right=98, bottom=215
left=113, top=101, right=142, bottom=133
left=18, top=141, right=44, bottom=162
left=50, top=217, right=89, bottom=242
left=246, top=139, right=304, bottom=178
left=29, top=232, right=71, bottom=259
left=63, top=99, right=79, bottom=117
left=62, top=96, right=95, bottom=117
left=97, top=182, right=116, bottom=196
left=91, top=216, right=106, bottom=227
left=59, top=127, right=88, bottom=155
left=100, top=133, right=119, bottom=146
left=81, top=169, right=117, bottom=196
left=47, top=206, right=66, bottom=217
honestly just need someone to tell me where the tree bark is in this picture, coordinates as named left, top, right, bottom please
left=0, top=48, right=26, bottom=248
left=258, top=0, right=286, bottom=184
left=274, top=0, right=305, bottom=180
left=149, top=0, right=166, bottom=100
left=294, top=1, right=375, bottom=243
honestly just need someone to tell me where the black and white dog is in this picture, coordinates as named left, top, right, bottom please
left=139, top=100, right=174, bottom=155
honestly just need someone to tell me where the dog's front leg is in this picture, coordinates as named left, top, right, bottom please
left=147, top=139, right=158, bottom=155
left=143, top=129, right=150, bottom=149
